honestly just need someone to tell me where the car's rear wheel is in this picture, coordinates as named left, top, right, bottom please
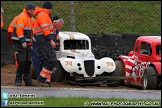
left=116, top=60, right=125, bottom=86
left=51, top=61, right=66, bottom=82
left=107, top=60, right=122, bottom=87
left=143, top=66, right=158, bottom=90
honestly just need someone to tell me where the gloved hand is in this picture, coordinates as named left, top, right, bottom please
left=56, top=39, right=60, bottom=47
left=22, top=42, right=27, bottom=49
left=7, top=32, right=13, bottom=45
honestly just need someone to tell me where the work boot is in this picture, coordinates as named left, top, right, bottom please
left=46, top=82, right=52, bottom=87
left=37, top=76, right=50, bottom=87
left=15, top=79, right=22, bottom=86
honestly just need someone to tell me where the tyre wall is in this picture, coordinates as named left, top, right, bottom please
left=87, top=32, right=159, bottom=60
left=1, top=29, right=159, bottom=66
left=1, top=29, right=14, bottom=66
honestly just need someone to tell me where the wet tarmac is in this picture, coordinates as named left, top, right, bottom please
left=1, top=86, right=161, bottom=100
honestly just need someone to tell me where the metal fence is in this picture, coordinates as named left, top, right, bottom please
left=1, top=1, right=161, bottom=35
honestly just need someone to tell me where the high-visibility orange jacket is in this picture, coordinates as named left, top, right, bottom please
left=7, top=16, right=17, bottom=44
left=8, top=16, right=35, bottom=45
left=28, top=17, right=35, bottom=45
left=11, top=8, right=34, bottom=44
left=1, top=15, right=4, bottom=29
left=33, top=7, right=55, bottom=41
left=8, top=16, right=18, bottom=33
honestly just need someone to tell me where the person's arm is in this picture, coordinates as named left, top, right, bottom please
left=16, top=16, right=27, bottom=48
left=1, top=15, right=4, bottom=28
left=37, top=13, right=53, bottom=41
left=7, top=18, right=15, bottom=45
left=38, top=13, right=56, bottom=48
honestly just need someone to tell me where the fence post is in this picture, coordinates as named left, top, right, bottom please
left=69, top=1, right=76, bottom=32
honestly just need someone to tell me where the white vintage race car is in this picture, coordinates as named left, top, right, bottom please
left=50, top=31, right=120, bottom=87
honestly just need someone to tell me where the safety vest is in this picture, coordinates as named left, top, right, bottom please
left=1, top=15, right=4, bottom=28
left=11, top=13, right=32, bottom=43
left=33, top=12, right=55, bottom=37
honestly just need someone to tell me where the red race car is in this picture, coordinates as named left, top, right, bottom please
left=115, top=36, right=161, bottom=90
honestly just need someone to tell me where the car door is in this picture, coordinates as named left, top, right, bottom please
left=137, top=41, right=152, bottom=77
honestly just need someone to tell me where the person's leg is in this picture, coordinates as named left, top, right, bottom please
left=23, top=46, right=37, bottom=86
left=23, top=60, right=33, bottom=85
left=31, top=40, right=41, bottom=78
left=46, top=73, right=51, bottom=87
left=43, top=46, right=57, bottom=87
left=14, top=42, right=26, bottom=86
left=35, top=36, right=50, bottom=87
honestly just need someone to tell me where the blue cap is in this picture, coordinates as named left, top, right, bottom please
left=26, top=3, right=35, bottom=10
left=43, top=1, right=53, bottom=9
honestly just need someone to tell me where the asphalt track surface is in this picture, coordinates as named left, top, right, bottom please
left=1, top=86, right=161, bottom=100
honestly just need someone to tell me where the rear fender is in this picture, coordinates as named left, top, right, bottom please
left=149, top=62, right=161, bottom=74
left=117, top=55, right=130, bottom=67
left=128, top=51, right=134, bottom=56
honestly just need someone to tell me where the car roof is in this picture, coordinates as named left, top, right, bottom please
left=59, top=31, right=90, bottom=40
left=137, top=36, right=161, bottom=44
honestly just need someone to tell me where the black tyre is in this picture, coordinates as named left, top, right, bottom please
left=30, top=64, right=37, bottom=79
left=51, top=61, right=66, bottom=82
left=107, top=61, right=121, bottom=87
left=101, top=32, right=122, bottom=37
left=116, top=60, right=125, bottom=86
left=142, top=66, right=158, bottom=90
left=121, top=33, right=143, bottom=38
left=122, top=33, right=159, bottom=38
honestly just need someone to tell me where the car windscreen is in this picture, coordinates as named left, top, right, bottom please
left=64, top=40, right=89, bottom=50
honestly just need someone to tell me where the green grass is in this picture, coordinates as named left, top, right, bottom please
left=2, top=96, right=161, bottom=107
left=1, top=1, right=161, bottom=35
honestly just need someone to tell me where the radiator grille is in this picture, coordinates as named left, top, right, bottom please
left=84, top=60, right=94, bottom=77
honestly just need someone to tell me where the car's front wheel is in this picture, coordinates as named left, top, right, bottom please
left=51, top=61, right=66, bottom=82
